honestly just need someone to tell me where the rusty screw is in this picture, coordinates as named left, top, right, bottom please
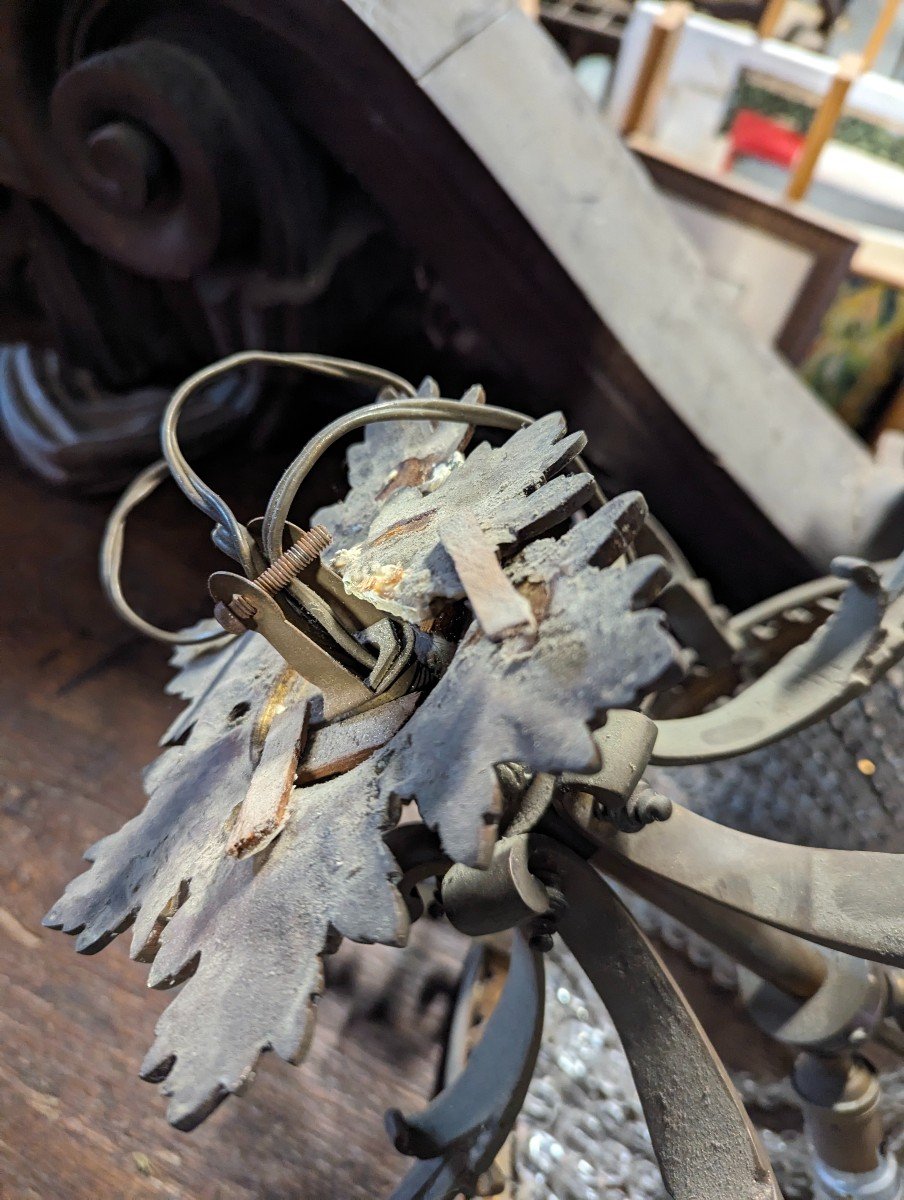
left=254, top=525, right=332, bottom=595
left=214, top=525, right=332, bottom=634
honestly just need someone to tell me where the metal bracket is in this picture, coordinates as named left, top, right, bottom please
left=442, top=835, right=550, bottom=938
left=558, top=709, right=658, bottom=810
left=208, top=570, right=374, bottom=721
left=652, top=550, right=904, bottom=765
left=739, top=953, right=887, bottom=1054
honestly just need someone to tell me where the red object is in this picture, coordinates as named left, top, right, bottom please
left=725, top=108, right=805, bottom=170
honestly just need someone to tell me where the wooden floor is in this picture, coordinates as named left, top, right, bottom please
left=0, top=435, right=791, bottom=1199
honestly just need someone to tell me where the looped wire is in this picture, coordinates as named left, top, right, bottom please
left=103, top=352, right=420, bottom=645
left=100, top=459, right=231, bottom=647
left=161, top=351, right=421, bottom=573
left=101, top=350, right=605, bottom=647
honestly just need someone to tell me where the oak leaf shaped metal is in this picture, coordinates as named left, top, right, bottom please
left=381, top=493, right=680, bottom=866
left=44, top=418, right=678, bottom=1130
left=313, top=377, right=477, bottom=555
left=138, top=755, right=409, bottom=1129
left=328, top=412, right=594, bottom=621
left=45, top=630, right=408, bottom=1129
left=44, top=634, right=297, bottom=960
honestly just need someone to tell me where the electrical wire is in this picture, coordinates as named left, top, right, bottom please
left=100, top=459, right=232, bottom=647
left=102, top=350, right=606, bottom=646
left=161, top=350, right=420, bottom=574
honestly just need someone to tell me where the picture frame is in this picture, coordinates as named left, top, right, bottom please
left=629, top=134, right=858, bottom=362
left=610, top=2, right=904, bottom=191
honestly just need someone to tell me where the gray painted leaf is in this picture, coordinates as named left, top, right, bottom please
left=330, top=412, right=593, bottom=621
left=381, top=495, right=680, bottom=866
left=44, top=635, right=293, bottom=959
left=44, top=632, right=408, bottom=1130
left=140, top=757, right=409, bottom=1129
left=313, top=378, right=473, bottom=553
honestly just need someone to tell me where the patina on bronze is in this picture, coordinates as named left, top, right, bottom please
left=46, top=353, right=904, bottom=1200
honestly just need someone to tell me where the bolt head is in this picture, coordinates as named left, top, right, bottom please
left=213, top=601, right=250, bottom=637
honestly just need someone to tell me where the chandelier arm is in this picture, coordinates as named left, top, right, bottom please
left=533, top=837, right=783, bottom=1200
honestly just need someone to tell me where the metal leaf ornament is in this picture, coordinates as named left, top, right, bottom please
left=45, top=399, right=678, bottom=1136
left=380, top=494, right=677, bottom=866
left=313, top=376, right=478, bottom=553
left=323, top=410, right=594, bottom=621
left=45, top=355, right=904, bottom=1200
